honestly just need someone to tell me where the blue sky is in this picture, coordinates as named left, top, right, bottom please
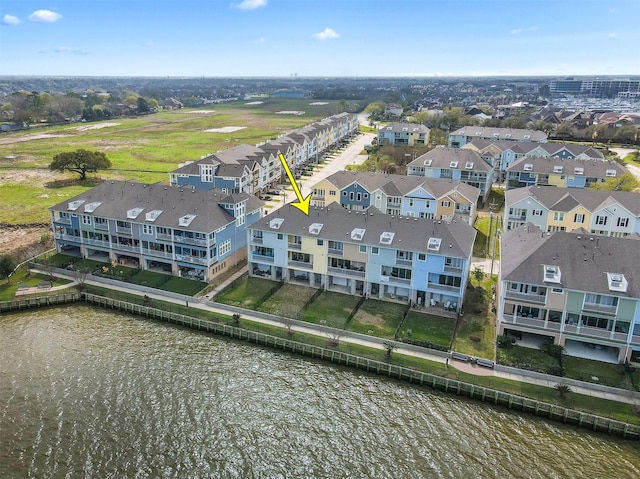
left=1, top=0, right=639, bottom=77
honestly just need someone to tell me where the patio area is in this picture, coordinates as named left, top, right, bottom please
left=564, top=339, right=618, bottom=364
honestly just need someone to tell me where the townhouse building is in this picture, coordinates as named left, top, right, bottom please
left=49, top=180, right=263, bottom=282
left=170, top=112, right=358, bottom=196
left=448, top=126, right=547, bottom=148
left=310, top=171, right=479, bottom=224
left=504, top=186, right=640, bottom=236
left=498, top=224, right=640, bottom=364
left=377, top=122, right=430, bottom=147
left=407, top=146, right=494, bottom=204
left=462, top=140, right=604, bottom=180
left=248, top=203, right=476, bottom=312
left=506, top=156, right=627, bottom=190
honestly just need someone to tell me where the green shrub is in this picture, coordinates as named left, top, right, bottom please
left=497, top=334, right=515, bottom=348
left=540, top=342, right=564, bottom=358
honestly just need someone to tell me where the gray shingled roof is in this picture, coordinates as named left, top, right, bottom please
left=410, top=147, right=493, bottom=172
left=378, top=122, right=430, bottom=134
left=505, top=186, right=640, bottom=215
left=255, top=202, right=476, bottom=258
left=450, top=126, right=547, bottom=142
left=320, top=170, right=480, bottom=202
left=501, top=224, right=640, bottom=298
left=508, top=156, right=627, bottom=176
left=466, top=140, right=603, bottom=160
left=50, top=180, right=263, bottom=233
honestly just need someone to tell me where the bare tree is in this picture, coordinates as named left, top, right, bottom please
left=73, top=268, right=90, bottom=291
left=382, top=340, right=397, bottom=358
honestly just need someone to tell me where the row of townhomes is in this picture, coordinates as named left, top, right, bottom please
left=377, top=122, right=431, bottom=147
left=498, top=224, right=640, bottom=364
left=50, top=181, right=264, bottom=282
left=247, top=203, right=477, bottom=312
left=309, top=170, right=480, bottom=224
left=169, top=113, right=358, bottom=197
left=406, top=147, right=494, bottom=204
left=504, top=186, right=640, bottom=235
left=448, top=126, right=548, bottom=148
left=461, top=140, right=606, bottom=179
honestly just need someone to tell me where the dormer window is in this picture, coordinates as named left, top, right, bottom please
left=523, top=134, right=531, bottom=140
left=67, top=200, right=85, bottom=211
left=179, top=214, right=196, bottom=227
left=543, top=265, right=561, bottom=283
left=524, top=163, right=533, bottom=171
left=145, top=210, right=163, bottom=222
left=450, top=161, right=458, bottom=168
left=351, top=228, right=366, bottom=241
left=606, top=169, right=617, bottom=177
left=269, top=218, right=284, bottom=229
left=553, top=166, right=563, bottom=173
left=574, top=167, right=584, bottom=175
left=607, top=272, right=628, bottom=292
left=309, top=223, right=324, bottom=235
left=427, top=237, right=441, bottom=251
left=127, top=207, right=143, bottom=219
left=83, top=201, right=101, bottom=213
left=424, top=159, right=432, bottom=166
left=465, top=162, right=474, bottom=169
left=505, top=133, right=511, bottom=138
left=380, top=231, right=395, bottom=245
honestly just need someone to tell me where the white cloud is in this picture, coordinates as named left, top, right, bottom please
left=609, top=8, right=617, bottom=13
left=313, top=27, right=339, bottom=40
left=608, top=32, right=617, bottom=37
left=2, top=14, right=20, bottom=25
left=529, top=26, right=538, bottom=32
left=145, top=41, right=154, bottom=47
left=54, top=46, right=88, bottom=55
left=28, top=10, right=62, bottom=23
left=510, top=28, right=523, bottom=35
left=232, top=0, right=267, bottom=10
left=255, top=37, right=265, bottom=43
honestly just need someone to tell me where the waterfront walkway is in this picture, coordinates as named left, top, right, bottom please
left=27, top=268, right=640, bottom=408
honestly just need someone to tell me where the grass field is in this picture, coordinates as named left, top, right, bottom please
left=215, top=276, right=278, bottom=309
left=258, top=283, right=317, bottom=317
left=0, top=99, right=343, bottom=224
left=399, top=311, right=456, bottom=348
left=350, top=299, right=405, bottom=338
left=302, top=291, right=360, bottom=328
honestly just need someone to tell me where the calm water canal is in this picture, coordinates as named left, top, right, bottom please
left=1, top=305, right=639, bottom=478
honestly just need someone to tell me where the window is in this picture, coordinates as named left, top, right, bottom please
left=201, top=165, right=214, bottom=182
left=371, top=247, right=379, bottom=255
left=329, top=191, right=336, bottom=196
left=342, top=191, right=347, bottom=196
left=596, top=215, right=608, bottom=226
left=356, top=193, right=362, bottom=202
left=418, top=253, right=426, bottom=261
left=553, top=212, right=565, bottom=221
left=574, top=213, right=585, bottom=223
left=551, top=288, right=563, bottom=294
left=359, top=245, right=367, bottom=253
left=532, top=210, right=543, bottom=216
left=349, top=192, right=354, bottom=201
left=82, top=215, right=92, bottom=225
left=235, top=202, right=246, bottom=227
left=408, top=199, right=414, bottom=207
left=317, top=239, right=324, bottom=246
left=219, top=239, right=232, bottom=256
left=277, top=233, right=283, bottom=240
left=143, top=224, right=154, bottom=235
left=442, top=201, right=450, bottom=207
left=617, top=217, right=629, bottom=227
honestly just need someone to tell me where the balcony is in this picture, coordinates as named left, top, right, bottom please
left=444, top=265, right=463, bottom=274
left=156, top=232, right=173, bottom=241
left=55, top=216, right=72, bottom=225
left=55, top=233, right=81, bottom=242
left=382, top=275, right=411, bottom=285
left=84, top=238, right=110, bottom=247
left=288, top=243, right=302, bottom=251
left=328, top=248, right=343, bottom=256
left=328, top=266, right=365, bottom=278
left=142, top=248, right=173, bottom=260
left=563, top=325, right=628, bottom=342
left=501, top=314, right=561, bottom=331
left=112, top=243, right=139, bottom=253
left=631, top=334, right=640, bottom=346
left=582, top=302, right=617, bottom=315
left=94, top=223, right=109, bottom=231
left=428, top=282, right=460, bottom=293
left=288, top=260, right=313, bottom=270
left=115, top=226, right=132, bottom=235
left=504, top=290, right=547, bottom=305
left=312, top=193, right=325, bottom=200
left=251, top=253, right=274, bottom=263
left=251, top=236, right=264, bottom=245
left=395, top=258, right=412, bottom=267
left=175, top=254, right=208, bottom=265
left=508, top=214, right=527, bottom=221
left=174, top=235, right=207, bottom=246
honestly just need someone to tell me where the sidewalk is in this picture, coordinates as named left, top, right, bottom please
left=28, top=268, right=640, bottom=407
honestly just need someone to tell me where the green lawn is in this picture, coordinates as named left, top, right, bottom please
left=497, top=344, right=559, bottom=373
left=0, top=271, right=72, bottom=301
left=349, top=299, right=405, bottom=338
left=258, top=283, right=317, bottom=317
left=400, top=311, right=456, bottom=348
left=215, top=276, right=279, bottom=309
left=563, top=356, right=632, bottom=390
left=302, top=291, right=360, bottom=329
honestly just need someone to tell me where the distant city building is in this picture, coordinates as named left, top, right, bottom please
left=550, top=78, right=640, bottom=98
left=49, top=181, right=263, bottom=282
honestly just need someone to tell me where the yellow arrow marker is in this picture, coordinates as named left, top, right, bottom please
left=278, top=153, right=311, bottom=215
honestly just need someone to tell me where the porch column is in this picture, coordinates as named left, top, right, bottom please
left=378, top=284, right=384, bottom=300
